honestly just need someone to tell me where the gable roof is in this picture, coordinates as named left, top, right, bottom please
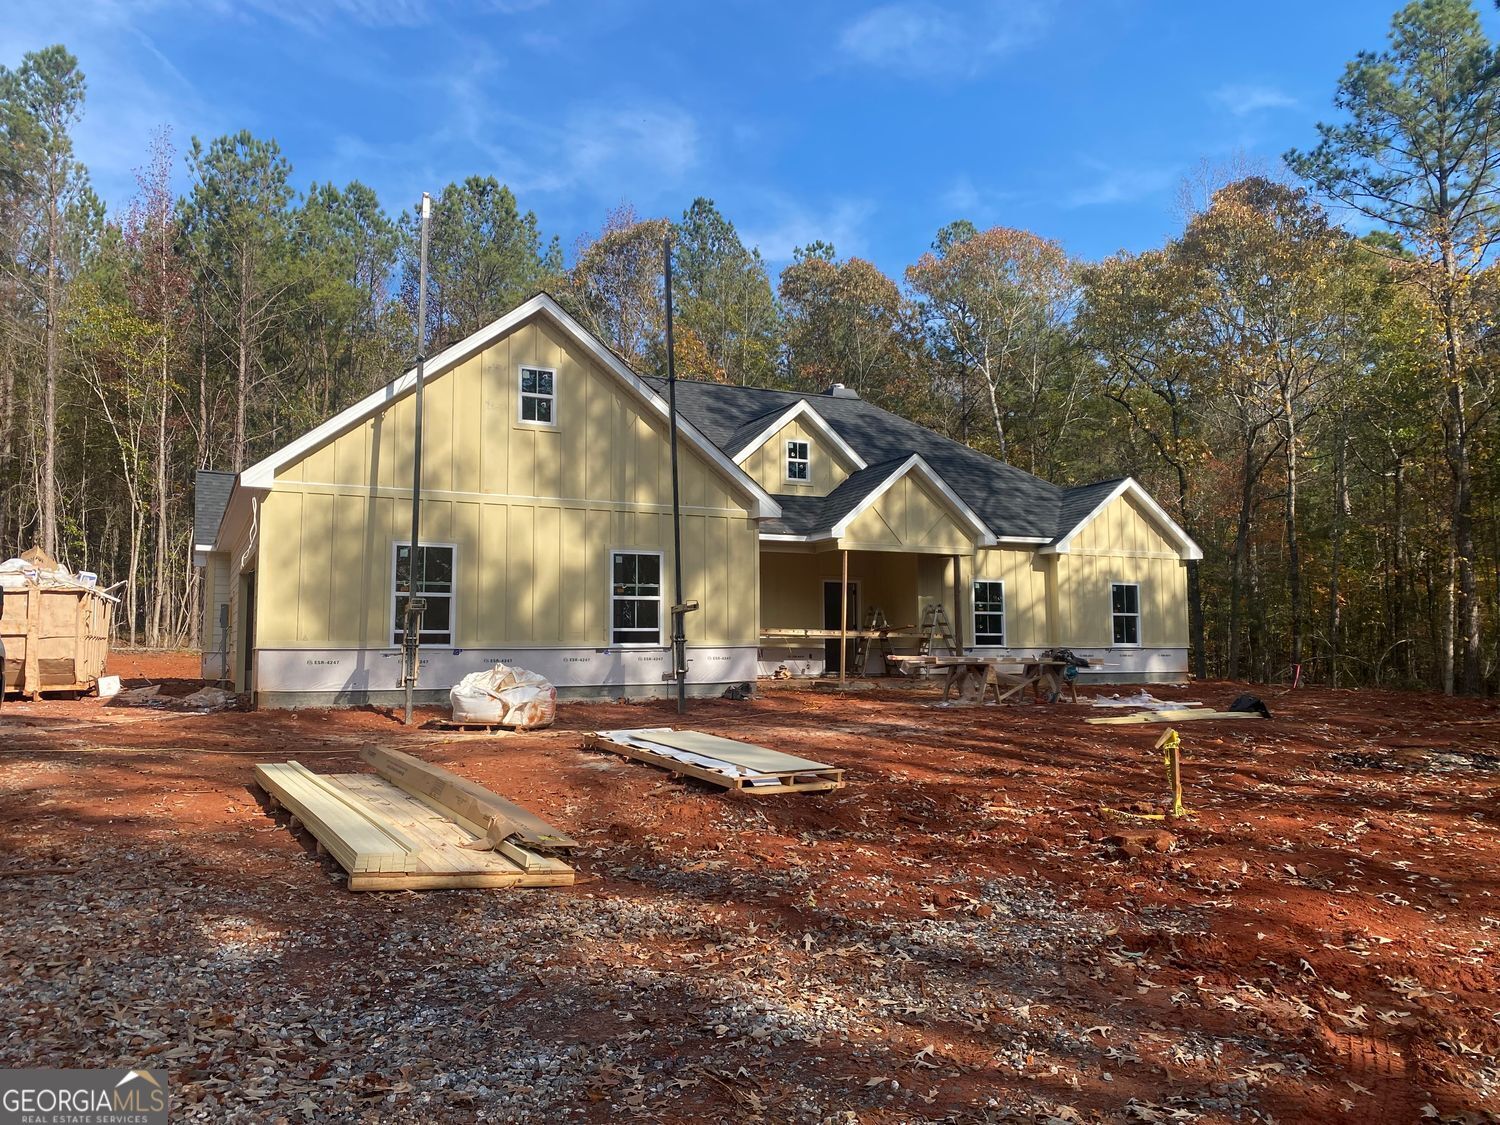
left=761, top=454, right=994, bottom=545
left=645, top=378, right=1201, bottom=557
left=727, top=399, right=868, bottom=470
left=1044, top=477, right=1203, bottom=560
left=235, top=293, right=781, bottom=521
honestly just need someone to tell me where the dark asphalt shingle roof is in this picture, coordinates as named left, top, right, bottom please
left=648, top=378, right=1125, bottom=542
left=1055, top=478, right=1127, bottom=540
left=759, top=458, right=910, bottom=536
left=194, top=470, right=236, bottom=548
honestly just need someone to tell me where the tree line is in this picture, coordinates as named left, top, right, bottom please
left=2, top=0, right=1497, bottom=691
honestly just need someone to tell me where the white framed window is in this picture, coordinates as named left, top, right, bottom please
left=392, top=542, right=455, bottom=646
left=973, top=580, right=1005, bottom=646
left=518, top=365, right=556, bottom=425
left=785, top=439, right=809, bottom=482
left=1111, top=582, right=1140, bottom=646
left=610, top=550, right=663, bottom=647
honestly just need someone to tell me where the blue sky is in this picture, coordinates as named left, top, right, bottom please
left=10, top=1, right=1497, bottom=276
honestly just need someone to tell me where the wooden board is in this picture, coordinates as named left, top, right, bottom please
left=586, top=728, right=846, bottom=794
left=759, top=628, right=922, bottom=640
left=1085, top=709, right=1267, bottom=726
left=359, top=745, right=578, bottom=850
left=254, top=762, right=418, bottom=875
left=255, top=762, right=575, bottom=891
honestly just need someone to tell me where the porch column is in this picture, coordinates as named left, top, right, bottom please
left=839, top=549, right=849, bottom=684
left=952, top=553, right=964, bottom=655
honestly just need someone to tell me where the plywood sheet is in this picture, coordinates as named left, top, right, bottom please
left=633, top=729, right=835, bottom=775
left=588, top=728, right=846, bottom=794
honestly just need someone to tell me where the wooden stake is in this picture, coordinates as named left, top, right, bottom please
left=1155, top=727, right=1184, bottom=817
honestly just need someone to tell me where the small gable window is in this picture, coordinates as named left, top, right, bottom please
left=519, top=365, right=555, bottom=425
left=1111, top=582, right=1140, bottom=646
left=785, top=440, right=810, bottom=481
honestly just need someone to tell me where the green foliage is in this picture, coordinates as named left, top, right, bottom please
left=1286, top=0, right=1500, bottom=251
left=671, top=198, right=779, bottom=385
left=565, top=205, right=671, bottom=370
left=405, top=176, right=561, bottom=351
left=907, top=225, right=1081, bottom=473
left=779, top=247, right=921, bottom=410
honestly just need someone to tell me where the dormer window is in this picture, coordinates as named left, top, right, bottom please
left=519, top=365, right=556, bottom=425
left=785, top=440, right=810, bottom=481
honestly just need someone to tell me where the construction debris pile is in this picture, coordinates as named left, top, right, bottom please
left=0, top=545, right=116, bottom=700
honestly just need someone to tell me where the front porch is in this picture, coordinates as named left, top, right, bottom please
left=756, top=547, right=966, bottom=679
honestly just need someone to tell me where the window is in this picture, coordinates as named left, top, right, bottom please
left=519, top=365, right=555, bottom=425
left=973, top=580, right=1005, bottom=646
left=1111, top=582, right=1140, bottom=646
left=611, top=551, right=663, bottom=646
left=393, top=543, right=455, bottom=646
left=785, top=439, right=809, bottom=481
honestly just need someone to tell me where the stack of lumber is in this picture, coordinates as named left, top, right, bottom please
left=1085, top=707, right=1266, bottom=726
left=586, top=728, right=846, bottom=794
left=254, top=746, right=577, bottom=891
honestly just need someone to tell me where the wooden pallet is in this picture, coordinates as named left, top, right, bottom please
left=586, top=728, right=846, bottom=794
left=255, top=755, right=576, bottom=891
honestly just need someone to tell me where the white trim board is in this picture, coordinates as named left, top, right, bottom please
left=730, top=399, right=868, bottom=471
left=232, top=293, right=781, bottom=525
left=1043, top=477, right=1202, bottom=561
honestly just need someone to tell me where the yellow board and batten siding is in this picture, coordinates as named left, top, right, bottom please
left=740, top=417, right=854, bottom=497
left=256, top=317, right=760, bottom=655
left=836, top=475, right=975, bottom=555
left=1049, top=493, right=1188, bottom=648
left=967, top=547, right=1050, bottom=649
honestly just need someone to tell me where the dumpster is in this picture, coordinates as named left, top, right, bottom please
left=0, top=547, right=117, bottom=700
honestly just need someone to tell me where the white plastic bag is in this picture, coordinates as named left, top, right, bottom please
left=449, top=663, right=556, bottom=729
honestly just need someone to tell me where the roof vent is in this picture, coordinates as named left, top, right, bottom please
left=826, top=383, right=859, bottom=398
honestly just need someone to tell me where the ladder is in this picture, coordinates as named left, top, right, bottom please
left=917, top=603, right=957, bottom=659
left=851, top=607, right=897, bottom=677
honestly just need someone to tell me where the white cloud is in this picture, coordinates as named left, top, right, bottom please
left=938, top=175, right=1020, bottom=222
left=738, top=197, right=877, bottom=264
left=564, top=105, right=699, bottom=185
left=1066, top=162, right=1177, bottom=208
left=838, top=1, right=1051, bottom=76
left=1214, top=83, right=1297, bottom=117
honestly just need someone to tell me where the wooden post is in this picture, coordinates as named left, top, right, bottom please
left=23, top=585, right=40, bottom=700
left=951, top=554, right=964, bottom=656
left=1156, top=727, right=1184, bottom=817
left=839, top=549, right=849, bottom=684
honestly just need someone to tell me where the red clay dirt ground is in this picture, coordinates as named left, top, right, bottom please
left=1, top=651, right=1497, bottom=1123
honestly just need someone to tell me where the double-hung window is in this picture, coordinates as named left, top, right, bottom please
left=393, top=543, right=455, bottom=646
left=1111, top=582, right=1140, bottom=646
left=972, top=580, right=1005, bottom=647
left=519, top=365, right=555, bottom=425
left=611, top=551, right=663, bottom=646
left=785, top=440, right=810, bottom=482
